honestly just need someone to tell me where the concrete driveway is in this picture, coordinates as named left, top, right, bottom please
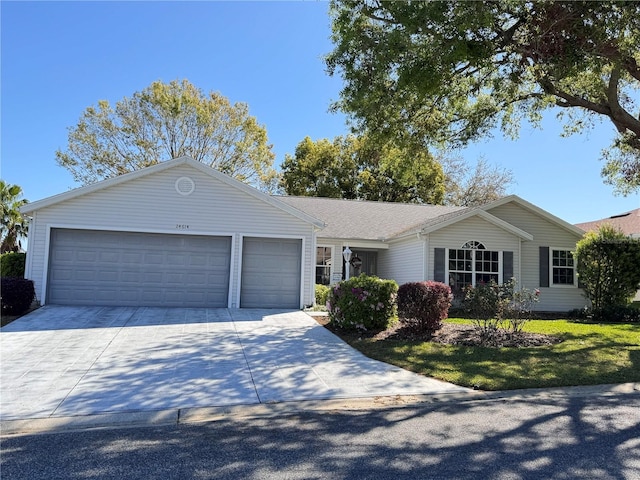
left=1, top=306, right=469, bottom=420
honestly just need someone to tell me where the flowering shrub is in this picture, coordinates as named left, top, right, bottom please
left=462, top=279, right=540, bottom=344
left=506, top=284, right=541, bottom=333
left=327, top=274, right=398, bottom=331
left=397, top=281, right=452, bottom=334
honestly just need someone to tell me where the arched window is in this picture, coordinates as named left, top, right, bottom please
left=461, top=240, right=486, bottom=250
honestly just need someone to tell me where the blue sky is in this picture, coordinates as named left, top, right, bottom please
left=2, top=1, right=638, bottom=225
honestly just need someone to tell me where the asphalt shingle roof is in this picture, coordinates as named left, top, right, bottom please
left=275, top=196, right=466, bottom=241
left=575, top=208, right=640, bottom=237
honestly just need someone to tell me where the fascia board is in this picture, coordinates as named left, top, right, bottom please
left=20, top=156, right=325, bottom=229
left=20, top=157, right=190, bottom=214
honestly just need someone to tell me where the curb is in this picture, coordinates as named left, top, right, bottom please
left=2, top=383, right=638, bottom=437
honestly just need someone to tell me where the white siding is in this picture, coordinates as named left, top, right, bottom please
left=378, top=236, right=425, bottom=286
left=428, top=215, right=521, bottom=283
left=487, top=202, right=588, bottom=311
left=25, top=164, right=315, bottom=307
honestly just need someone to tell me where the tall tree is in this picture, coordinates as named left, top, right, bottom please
left=280, top=135, right=445, bottom=204
left=280, top=136, right=359, bottom=199
left=56, top=79, right=277, bottom=190
left=440, top=155, right=515, bottom=207
left=1, top=181, right=29, bottom=253
left=326, top=1, right=640, bottom=193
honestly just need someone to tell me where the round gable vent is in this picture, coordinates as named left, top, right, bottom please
left=175, top=176, right=195, bottom=196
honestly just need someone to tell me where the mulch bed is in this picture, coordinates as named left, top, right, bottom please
left=312, top=314, right=562, bottom=348
left=1, top=304, right=40, bottom=328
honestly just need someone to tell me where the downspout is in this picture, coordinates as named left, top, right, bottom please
left=518, top=239, right=522, bottom=286
left=24, top=213, right=34, bottom=282
left=309, top=225, right=319, bottom=308
left=417, top=232, right=429, bottom=280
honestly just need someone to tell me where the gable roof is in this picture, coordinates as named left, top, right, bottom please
left=482, top=195, right=586, bottom=238
left=20, top=156, right=325, bottom=228
left=275, top=196, right=464, bottom=241
left=417, top=208, right=534, bottom=241
left=278, top=194, right=574, bottom=242
left=575, top=208, right=640, bottom=237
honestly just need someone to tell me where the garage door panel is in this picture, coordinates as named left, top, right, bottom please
left=121, top=271, right=142, bottom=283
left=47, top=229, right=231, bottom=307
left=122, top=252, right=143, bottom=264
left=144, top=254, right=164, bottom=265
left=240, top=237, right=301, bottom=309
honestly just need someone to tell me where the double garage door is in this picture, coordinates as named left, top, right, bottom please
left=47, top=229, right=301, bottom=308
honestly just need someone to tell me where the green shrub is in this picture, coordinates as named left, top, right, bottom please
left=591, top=305, right=640, bottom=323
left=1, top=277, right=35, bottom=315
left=327, top=274, right=398, bottom=331
left=315, top=284, right=330, bottom=307
left=1, top=252, right=26, bottom=277
left=397, top=281, right=451, bottom=334
left=462, top=279, right=540, bottom=344
left=575, top=225, right=640, bottom=310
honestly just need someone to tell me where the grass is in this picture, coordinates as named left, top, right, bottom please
left=334, top=318, right=640, bottom=391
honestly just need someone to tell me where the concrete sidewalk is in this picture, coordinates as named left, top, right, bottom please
left=1, top=306, right=469, bottom=422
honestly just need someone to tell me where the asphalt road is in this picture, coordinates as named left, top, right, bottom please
left=2, top=394, right=639, bottom=480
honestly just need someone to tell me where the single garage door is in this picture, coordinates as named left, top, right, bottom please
left=240, top=237, right=302, bottom=308
left=47, top=229, right=231, bottom=307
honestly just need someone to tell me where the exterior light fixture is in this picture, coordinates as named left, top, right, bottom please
left=342, top=246, right=352, bottom=280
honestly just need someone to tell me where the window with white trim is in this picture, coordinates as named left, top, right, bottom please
left=551, top=249, right=575, bottom=286
left=448, top=241, right=500, bottom=293
left=315, top=246, right=332, bottom=285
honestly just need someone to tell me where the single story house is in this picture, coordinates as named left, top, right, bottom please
left=21, top=156, right=589, bottom=312
left=576, top=208, right=640, bottom=239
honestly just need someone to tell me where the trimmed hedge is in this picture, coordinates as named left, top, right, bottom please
left=397, top=281, right=452, bottom=333
left=1, top=252, right=26, bottom=278
left=327, top=274, right=398, bottom=331
left=315, top=284, right=330, bottom=307
left=570, top=305, right=640, bottom=323
left=1, top=277, right=35, bottom=315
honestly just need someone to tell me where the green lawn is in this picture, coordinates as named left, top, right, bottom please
left=339, top=319, right=640, bottom=391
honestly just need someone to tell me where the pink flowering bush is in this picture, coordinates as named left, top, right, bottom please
left=327, top=274, right=398, bottom=331
left=397, top=281, right=452, bottom=334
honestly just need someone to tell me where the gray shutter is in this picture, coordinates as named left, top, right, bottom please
left=539, top=246, right=549, bottom=288
left=434, top=248, right=446, bottom=283
left=503, top=251, right=514, bottom=282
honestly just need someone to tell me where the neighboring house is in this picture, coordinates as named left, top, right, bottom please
left=575, top=208, right=640, bottom=238
left=21, top=156, right=588, bottom=312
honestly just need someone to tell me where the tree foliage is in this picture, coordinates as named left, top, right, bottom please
left=1, top=181, right=28, bottom=254
left=327, top=1, right=640, bottom=193
left=440, top=154, right=514, bottom=206
left=280, top=135, right=445, bottom=204
left=56, top=79, right=277, bottom=190
left=575, top=224, right=640, bottom=310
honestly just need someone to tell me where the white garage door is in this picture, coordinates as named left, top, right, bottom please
left=240, top=237, right=302, bottom=308
left=47, top=229, right=231, bottom=307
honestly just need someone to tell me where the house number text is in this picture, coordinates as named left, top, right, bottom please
left=176, top=224, right=190, bottom=230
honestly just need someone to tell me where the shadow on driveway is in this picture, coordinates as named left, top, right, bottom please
left=0, top=306, right=469, bottom=420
